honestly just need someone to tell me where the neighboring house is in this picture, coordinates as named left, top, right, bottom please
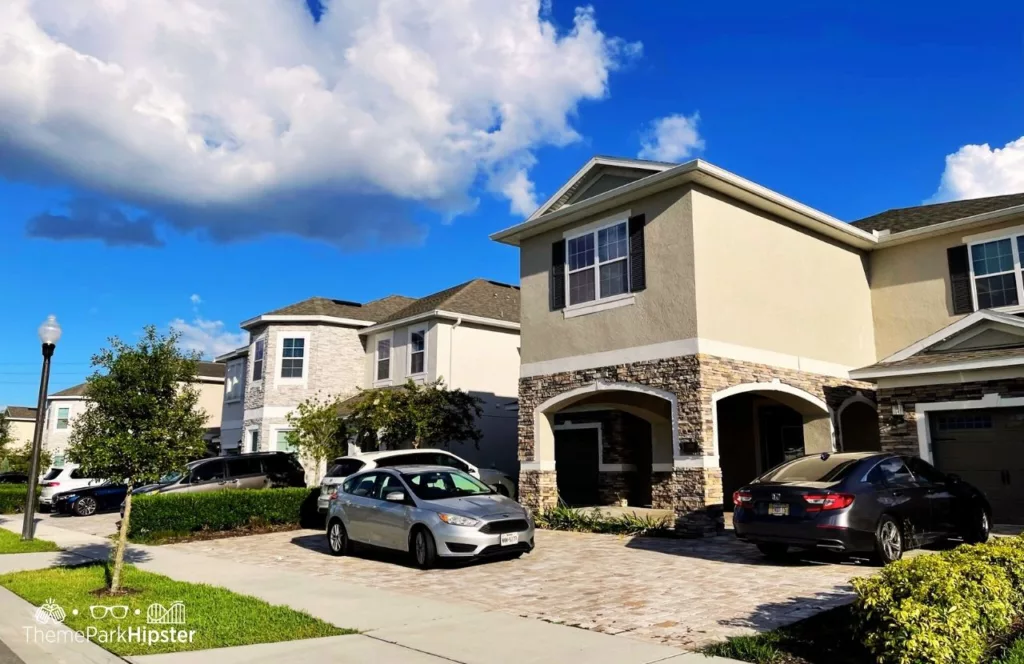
left=491, top=156, right=1024, bottom=531
left=42, top=362, right=226, bottom=466
left=220, top=279, right=521, bottom=478
left=2, top=406, right=37, bottom=447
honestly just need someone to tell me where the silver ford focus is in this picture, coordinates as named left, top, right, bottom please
left=325, top=465, right=535, bottom=569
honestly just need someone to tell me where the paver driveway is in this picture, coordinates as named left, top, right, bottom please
left=166, top=527, right=880, bottom=650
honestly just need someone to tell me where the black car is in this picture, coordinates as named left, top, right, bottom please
left=53, top=483, right=128, bottom=517
left=732, top=452, right=991, bottom=564
left=0, top=472, right=28, bottom=484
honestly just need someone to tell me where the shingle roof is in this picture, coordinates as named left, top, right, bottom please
left=197, top=361, right=226, bottom=379
left=855, top=346, right=1024, bottom=373
left=51, top=383, right=88, bottom=397
left=4, top=406, right=37, bottom=420
left=260, top=294, right=416, bottom=323
left=851, top=193, right=1024, bottom=234
left=372, top=279, right=520, bottom=326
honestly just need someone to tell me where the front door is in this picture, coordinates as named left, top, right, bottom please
left=554, top=427, right=600, bottom=507
left=759, top=406, right=805, bottom=472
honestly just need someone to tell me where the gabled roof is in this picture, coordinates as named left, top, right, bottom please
left=258, top=294, right=415, bottom=321
left=197, top=361, right=226, bottom=380
left=851, top=193, right=1024, bottom=234
left=3, top=406, right=37, bottom=420
left=366, top=280, right=520, bottom=331
left=530, top=156, right=675, bottom=220
left=51, top=383, right=88, bottom=398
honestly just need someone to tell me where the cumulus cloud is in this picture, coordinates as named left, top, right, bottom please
left=1, top=0, right=638, bottom=247
left=932, top=136, right=1024, bottom=202
left=189, top=294, right=202, bottom=306
left=638, top=113, right=705, bottom=163
left=171, top=317, right=247, bottom=359
left=25, top=200, right=162, bottom=247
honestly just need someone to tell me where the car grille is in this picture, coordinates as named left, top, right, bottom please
left=445, top=542, right=477, bottom=554
left=479, top=542, right=532, bottom=556
left=479, top=519, right=529, bottom=534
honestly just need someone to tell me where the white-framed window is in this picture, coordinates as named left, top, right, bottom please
left=275, top=429, right=297, bottom=453
left=224, top=359, right=244, bottom=402
left=52, top=454, right=65, bottom=468
left=565, top=218, right=629, bottom=307
left=279, top=336, right=306, bottom=379
left=248, top=430, right=260, bottom=453
left=55, top=407, right=69, bottom=430
left=408, top=326, right=427, bottom=376
left=252, top=339, right=266, bottom=382
left=970, top=234, right=1024, bottom=309
left=376, top=333, right=392, bottom=382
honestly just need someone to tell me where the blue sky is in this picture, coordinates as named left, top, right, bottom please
left=1, top=0, right=1023, bottom=405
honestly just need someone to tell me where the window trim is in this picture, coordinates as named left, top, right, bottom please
left=374, top=332, right=393, bottom=385
left=563, top=215, right=631, bottom=311
left=272, top=427, right=297, bottom=453
left=55, top=406, right=70, bottom=430
left=407, top=325, right=427, bottom=377
left=224, top=358, right=245, bottom=403
left=251, top=338, right=266, bottom=383
left=247, top=428, right=260, bottom=454
left=968, top=233, right=1024, bottom=312
left=276, top=332, right=310, bottom=386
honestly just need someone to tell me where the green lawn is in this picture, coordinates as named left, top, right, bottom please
left=0, top=564, right=352, bottom=656
left=0, top=528, right=59, bottom=554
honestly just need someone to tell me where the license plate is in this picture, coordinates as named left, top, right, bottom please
left=769, top=503, right=789, bottom=516
left=500, top=532, right=519, bottom=546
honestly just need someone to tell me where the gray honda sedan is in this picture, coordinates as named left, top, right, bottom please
left=325, top=465, right=535, bottom=569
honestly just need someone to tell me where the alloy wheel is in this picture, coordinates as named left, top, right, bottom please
left=329, top=523, right=343, bottom=552
left=980, top=511, right=990, bottom=537
left=415, top=533, right=426, bottom=565
left=78, top=498, right=96, bottom=516
left=880, top=521, right=901, bottom=560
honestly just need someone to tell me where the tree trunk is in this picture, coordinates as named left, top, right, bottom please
left=110, top=481, right=133, bottom=593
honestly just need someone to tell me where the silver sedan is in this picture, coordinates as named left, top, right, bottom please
left=325, top=465, right=535, bottom=569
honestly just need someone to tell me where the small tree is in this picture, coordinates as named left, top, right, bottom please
left=66, top=327, right=207, bottom=593
left=285, top=394, right=348, bottom=484
left=0, top=412, right=11, bottom=460
left=347, top=380, right=482, bottom=451
left=0, top=415, right=50, bottom=474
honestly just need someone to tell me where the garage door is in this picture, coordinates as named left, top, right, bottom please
left=930, top=408, right=1024, bottom=525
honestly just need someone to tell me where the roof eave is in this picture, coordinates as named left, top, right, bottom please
left=215, top=346, right=250, bottom=362
left=240, top=314, right=377, bottom=330
left=359, top=310, right=521, bottom=336
left=850, top=355, right=1024, bottom=380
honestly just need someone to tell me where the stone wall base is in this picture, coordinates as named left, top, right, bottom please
left=519, top=470, right=557, bottom=512
left=598, top=471, right=631, bottom=506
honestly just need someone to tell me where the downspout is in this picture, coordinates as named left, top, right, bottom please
left=449, top=317, right=462, bottom=386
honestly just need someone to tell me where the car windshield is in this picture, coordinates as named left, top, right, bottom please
left=158, top=471, right=183, bottom=484
left=402, top=469, right=494, bottom=500
left=42, top=468, right=62, bottom=481
left=757, top=455, right=861, bottom=483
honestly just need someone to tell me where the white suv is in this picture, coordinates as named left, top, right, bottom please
left=38, top=464, right=101, bottom=511
left=317, top=449, right=516, bottom=512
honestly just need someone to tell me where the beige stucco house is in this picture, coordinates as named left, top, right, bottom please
left=221, top=279, right=521, bottom=477
left=492, top=156, right=1024, bottom=531
left=2, top=406, right=37, bottom=448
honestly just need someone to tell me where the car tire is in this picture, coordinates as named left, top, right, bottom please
left=326, top=519, right=350, bottom=557
left=411, top=527, right=438, bottom=570
left=756, top=543, right=789, bottom=561
left=873, top=515, right=904, bottom=565
left=73, top=497, right=97, bottom=517
left=962, top=507, right=991, bottom=545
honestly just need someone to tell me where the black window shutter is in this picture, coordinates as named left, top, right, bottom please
left=628, top=214, right=647, bottom=292
left=550, top=239, right=566, bottom=311
left=947, top=245, right=974, bottom=314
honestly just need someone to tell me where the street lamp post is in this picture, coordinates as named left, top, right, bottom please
left=22, top=315, right=62, bottom=541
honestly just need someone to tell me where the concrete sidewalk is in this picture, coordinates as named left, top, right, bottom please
left=0, top=516, right=736, bottom=664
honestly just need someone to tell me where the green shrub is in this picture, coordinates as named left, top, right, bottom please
left=129, top=488, right=317, bottom=540
left=0, top=486, right=31, bottom=514
left=996, top=637, right=1024, bottom=664
left=852, top=536, right=1024, bottom=664
left=535, top=505, right=672, bottom=537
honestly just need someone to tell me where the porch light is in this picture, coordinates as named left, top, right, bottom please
left=891, top=402, right=904, bottom=418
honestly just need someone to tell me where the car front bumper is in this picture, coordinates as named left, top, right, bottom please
left=431, top=521, right=536, bottom=558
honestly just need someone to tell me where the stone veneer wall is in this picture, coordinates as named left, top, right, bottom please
left=877, top=377, right=1024, bottom=456
left=518, top=353, right=874, bottom=535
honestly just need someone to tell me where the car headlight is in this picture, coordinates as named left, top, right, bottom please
left=438, top=513, right=480, bottom=527
left=65, top=494, right=78, bottom=501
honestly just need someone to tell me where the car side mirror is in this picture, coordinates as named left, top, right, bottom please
left=385, top=491, right=406, bottom=503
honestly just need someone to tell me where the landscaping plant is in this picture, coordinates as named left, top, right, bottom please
left=286, top=394, right=348, bottom=484
left=0, top=485, right=33, bottom=514
left=535, top=504, right=672, bottom=537
left=65, top=327, right=207, bottom=593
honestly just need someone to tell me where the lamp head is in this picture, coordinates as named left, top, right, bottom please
left=38, top=315, right=61, bottom=346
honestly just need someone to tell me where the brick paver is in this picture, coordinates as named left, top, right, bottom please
left=164, top=528, right=880, bottom=649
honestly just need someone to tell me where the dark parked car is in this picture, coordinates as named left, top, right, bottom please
left=732, top=452, right=991, bottom=564
left=0, top=472, right=28, bottom=484
left=53, top=483, right=128, bottom=517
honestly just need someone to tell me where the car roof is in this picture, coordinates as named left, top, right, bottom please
left=329, top=449, right=459, bottom=464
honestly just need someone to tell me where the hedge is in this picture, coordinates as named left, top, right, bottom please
left=0, top=486, right=31, bottom=514
left=853, top=535, right=1024, bottom=664
left=128, top=488, right=321, bottom=540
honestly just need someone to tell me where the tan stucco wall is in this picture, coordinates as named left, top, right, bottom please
left=8, top=420, right=35, bottom=447
left=363, top=323, right=437, bottom=388
left=519, top=185, right=698, bottom=364
left=196, top=382, right=224, bottom=428
left=869, top=214, right=1024, bottom=359
left=691, top=188, right=876, bottom=368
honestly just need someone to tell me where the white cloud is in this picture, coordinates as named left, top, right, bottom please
left=170, top=317, right=247, bottom=359
left=637, top=113, right=705, bottom=163
left=189, top=294, right=202, bottom=306
left=1, top=1, right=638, bottom=246
left=932, top=136, right=1024, bottom=202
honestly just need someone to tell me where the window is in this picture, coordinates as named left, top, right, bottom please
left=758, top=455, right=860, bottom=483
left=275, top=429, right=297, bottom=453
left=43, top=468, right=62, bottom=481
left=876, top=457, right=916, bottom=487
left=402, top=469, right=494, bottom=500
left=373, top=474, right=406, bottom=500
left=252, top=339, right=265, bottom=381
left=376, top=335, right=392, bottom=381
left=249, top=430, right=260, bottom=453
left=227, top=457, right=262, bottom=477
left=280, top=337, right=305, bottom=379
left=565, top=220, right=629, bottom=306
left=409, top=327, right=426, bottom=375
left=55, top=407, right=69, bottom=430
left=970, top=235, right=1024, bottom=309
left=191, top=460, right=226, bottom=484
left=225, top=360, right=244, bottom=402
left=906, top=457, right=947, bottom=485
left=936, top=414, right=993, bottom=430
left=326, top=460, right=365, bottom=478
left=69, top=468, right=87, bottom=479
left=432, top=453, right=469, bottom=472
left=344, top=473, right=380, bottom=497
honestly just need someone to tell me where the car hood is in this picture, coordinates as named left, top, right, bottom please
left=420, top=494, right=526, bottom=518
left=132, top=483, right=168, bottom=495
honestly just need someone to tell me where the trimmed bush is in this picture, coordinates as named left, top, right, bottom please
left=852, top=536, right=1024, bottom=664
left=0, top=486, right=30, bottom=514
left=535, top=505, right=672, bottom=537
left=129, top=488, right=317, bottom=540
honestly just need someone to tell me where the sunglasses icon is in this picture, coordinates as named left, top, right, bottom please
left=90, top=605, right=129, bottom=619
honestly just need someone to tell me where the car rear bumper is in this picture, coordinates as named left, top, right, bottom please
left=433, top=522, right=536, bottom=558
left=734, top=512, right=874, bottom=553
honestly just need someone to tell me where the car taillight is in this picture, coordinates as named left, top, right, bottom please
left=43, top=482, right=60, bottom=487
left=329, top=489, right=338, bottom=501
left=802, top=493, right=855, bottom=512
left=732, top=490, right=753, bottom=507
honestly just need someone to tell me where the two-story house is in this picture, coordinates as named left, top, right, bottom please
left=492, top=156, right=1024, bottom=531
left=221, top=279, right=521, bottom=477
left=2, top=406, right=37, bottom=448
left=42, top=362, right=226, bottom=466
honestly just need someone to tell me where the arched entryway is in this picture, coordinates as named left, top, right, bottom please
left=533, top=382, right=677, bottom=509
left=713, top=382, right=834, bottom=509
left=838, top=393, right=881, bottom=452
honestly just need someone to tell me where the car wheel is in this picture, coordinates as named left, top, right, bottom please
left=962, top=507, right=991, bottom=545
left=873, top=515, right=904, bottom=565
left=73, top=497, right=97, bottom=517
left=756, top=543, right=789, bottom=561
left=411, top=528, right=438, bottom=570
left=326, top=519, right=349, bottom=557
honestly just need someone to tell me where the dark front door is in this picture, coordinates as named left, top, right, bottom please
left=555, top=427, right=600, bottom=507
left=759, top=406, right=805, bottom=473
